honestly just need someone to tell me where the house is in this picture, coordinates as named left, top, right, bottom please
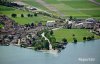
left=26, top=6, right=37, bottom=10
left=74, top=23, right=84, bottom=29
left=46, top=20, right=56, bottom=27
left=86, top=18, right=96, bottom=23
left=83, top=18, right=96, bottom=29
left=83, top=22, right=94, bottom=29
left=94, top=22, right=100, bottom=33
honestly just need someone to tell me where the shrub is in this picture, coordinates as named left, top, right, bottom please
left=11, top=13, right=17, bottom=18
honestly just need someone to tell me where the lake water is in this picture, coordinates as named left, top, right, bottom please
left=0, top=40, right=100, bottom=64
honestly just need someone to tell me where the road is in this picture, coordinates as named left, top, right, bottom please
left=35, top=0, right=64, bottom=16
left=89, top=0, right=100, bottom=5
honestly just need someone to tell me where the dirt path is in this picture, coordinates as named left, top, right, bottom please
left=89, top=0, right=100, bottom=5
left=35, top=0, right=64, bottom=16
left=41, top=32, right=52, bottom=50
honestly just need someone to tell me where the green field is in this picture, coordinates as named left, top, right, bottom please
left=22, top=0, right=48, bottom=10
left=54, top=29, right=100, bottom=42
left=0, top=5, right=54, bottom=25
left=0, top=0, right=100, bottom=25
left=95, top=0, right=100, bottom=2
left=44, top=0, right=100, bottom=18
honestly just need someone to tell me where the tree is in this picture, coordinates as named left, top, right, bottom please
left=87, top=36, right=92, bottom=41
left=34, top=42, right=43, bottom=50
left=62, top=38, right=67, bottom=42
left=72, top=34, right=75, bottom=37
left=83, top=37, right=86, bottom=41
left=62, top=38, right=68, bottom=45
left=69, top=16, right=73, bottom=21
left=91, top=35, right=95, bottom=40
left=30, top=14, right=33, bottom=17
left=21, top=14, right=23, bottom=17
left=34, top=13, right=37, bottom=16
left=11, top=14, right=17, bottom=18
left=50, top=30, right=53, bottom=35
left=27, top=14, right=31, bottom=17
left=73, top=38, right=77, bottom=44
left=43, top=40, right=49, bottom=50
left=49, top=36, right=56, bottom=44
left=31, top=23, right=34, bottom=28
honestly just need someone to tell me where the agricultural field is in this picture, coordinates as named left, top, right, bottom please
left=21, top=0, right=48, bottom=10
left=95, top=0, right=100, bottom=2
left=53, top=29, right=100, bottom=42
left=44, top=0, right=100, bottom=19
left=0, top=0, right=100, bottom=25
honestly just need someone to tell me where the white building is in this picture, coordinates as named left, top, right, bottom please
left=46, top=21, right=56, bottom=27
left=74, top=23, right=84, bottom=29
left=26, top=6, right=37, bottom=10
left=83, top=21, right=94, bottom=29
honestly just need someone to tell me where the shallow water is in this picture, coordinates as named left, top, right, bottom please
left=0, top=40, right=100, bottom=64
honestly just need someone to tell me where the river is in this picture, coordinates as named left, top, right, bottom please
left=0, top=40, right=100, bottom=64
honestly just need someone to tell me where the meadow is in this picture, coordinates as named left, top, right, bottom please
left=0, top=0, right=100, bottom=25
left=95, top=0, right=100, bottom=2
left=53, top=29, right=100, bottom=42
left=44, top=0, right=100, bottom=19
left=0, top=5, right=54, bottom=25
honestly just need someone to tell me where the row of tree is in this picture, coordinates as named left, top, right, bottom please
left=83, top=36, right=94, bottom=41
left=11, top=13, right=37, bottom=18
left=0, top=0, right=24, bottom=7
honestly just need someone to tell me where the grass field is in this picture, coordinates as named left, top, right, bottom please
left=53, top=29, right=100, bottom=42
left=0, top=5, right=54, bottom=25
left=0, top=0, right=100, bottom=25
left=22, top=0, right=48, bottom=10
left=44, top=0, right=100, bottom=18
left=0, top=24, right=3, bottom=28
left=95, top=0, right=100, bottom=2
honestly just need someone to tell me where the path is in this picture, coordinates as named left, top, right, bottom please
left=89, top=0, right=100, bottom=5
left=35, top=0, right=64, bottom=16
left=41, top=32, right=58, bottom=55
left=41, top=32, right=52, bottom=50
left=52, top=26, right=63, bottom=31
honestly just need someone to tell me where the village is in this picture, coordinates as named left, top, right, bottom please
left=0, top=1, right=100, bottom=52
left=0, top=13, right=100, bottom=51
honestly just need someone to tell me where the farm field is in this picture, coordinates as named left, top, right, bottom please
left=44, top=0, right=100, bottom=18
left=53, top=29, right=100, bottom=42
left=95, top=0, right=100, bottom=2
left=21, top=0, right=48, bottom=10
left=0, top=0, right=100, bottom=25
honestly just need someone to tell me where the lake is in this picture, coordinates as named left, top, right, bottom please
left=0, top=40, right=100, bottom=64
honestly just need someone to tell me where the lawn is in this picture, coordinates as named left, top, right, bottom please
left=0, top=24, right=3, bottom=28
left=0, top=5, right=54, bottom=25
left=44, top=0, right=100, bottom=18
left=11, top=15, right=54, bottom=25
left=53, top=29, right=100, bottom=42
left=0, top=5, right=15, bottom=11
